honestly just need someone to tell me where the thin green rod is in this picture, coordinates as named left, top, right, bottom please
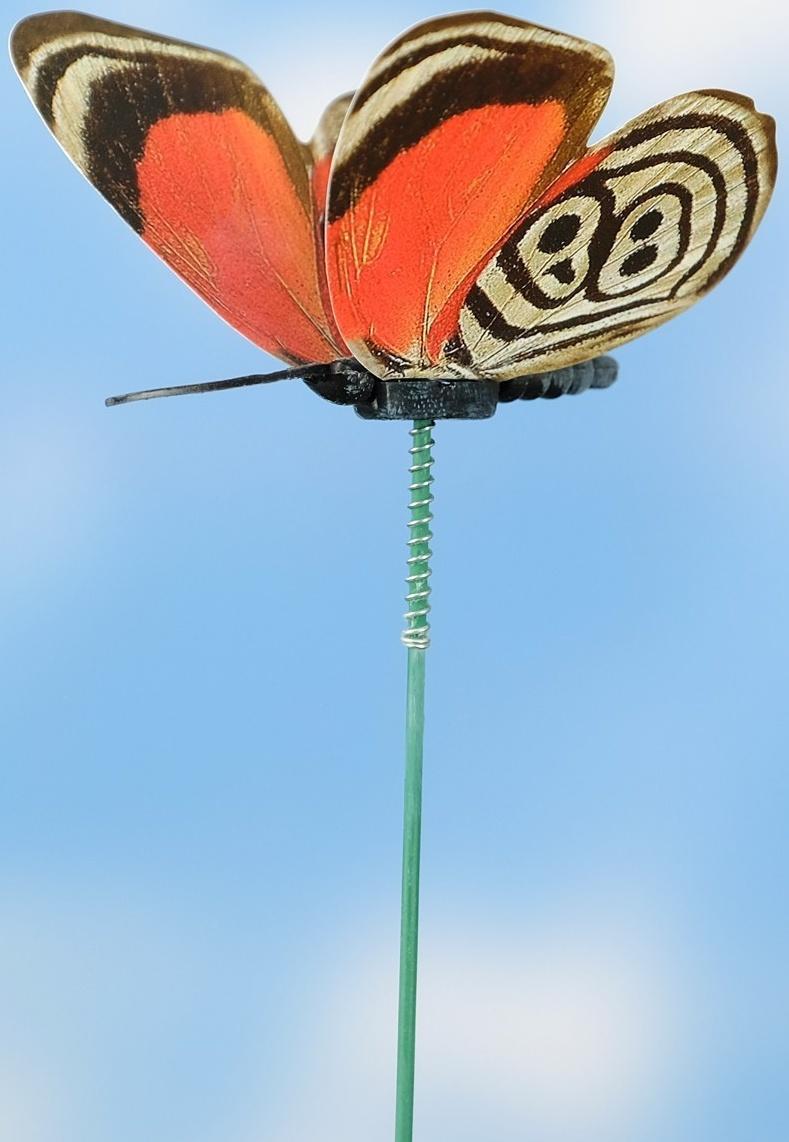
left=396, top=646, right=425, bottom=1142
left=395, top=419, right=435, bottom=1142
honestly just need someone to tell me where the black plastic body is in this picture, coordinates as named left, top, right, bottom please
left=304, top=356, right=618, bottom=420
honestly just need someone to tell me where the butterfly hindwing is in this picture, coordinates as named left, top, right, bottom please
left=325, top=11, right=614, bottom=379
left=310, top=93, right=354, bottom=217
left=454, top=90, right=777, bottom=378
left=11, top=10, right=348, bottom=365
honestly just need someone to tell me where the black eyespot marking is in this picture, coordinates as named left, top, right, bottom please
left=539, top=213, right=581, bottom=253
left=630, top=209, right=663, bottom=242
left=547, top=258, right=576, bottom=285
left=620, top=245, right=659, bottom=277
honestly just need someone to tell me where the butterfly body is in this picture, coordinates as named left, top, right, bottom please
left=303, top=355, right=619, bottom=419
left=11, top=10, right=777, bottom=397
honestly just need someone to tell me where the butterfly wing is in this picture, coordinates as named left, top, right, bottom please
left=325, top=12, right=614, bottom=379
left=453, top=90, right=777, bottom=378
left=311, top=93, right=354, bottom=216
left=11, top=11, right=348, bottom=365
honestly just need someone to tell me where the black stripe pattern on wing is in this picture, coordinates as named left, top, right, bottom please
left=456, top=105, right=766, bottom=373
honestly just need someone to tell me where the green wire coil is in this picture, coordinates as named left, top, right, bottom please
left=402, top=419, right=435, bottom=650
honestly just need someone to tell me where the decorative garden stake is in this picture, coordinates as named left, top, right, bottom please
left=11, top=10, right=777, bottom=1140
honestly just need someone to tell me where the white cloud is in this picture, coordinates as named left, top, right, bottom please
left=254, top=900, right=690, bottom=1142
left=0, top=1056, right=66, bottom=1142
left=592, top=0, right=787, bottom=118
left=244, top=27, right=378, bottom=140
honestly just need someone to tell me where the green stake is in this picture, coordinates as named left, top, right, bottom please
left=395, top=419, right=435, bottom=1142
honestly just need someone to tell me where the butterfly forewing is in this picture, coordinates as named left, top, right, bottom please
left=454, top=91, right=777, bottom=378
left=325, top=11, right=614, bottom=379
left=11, top=11, right=349, bottom=365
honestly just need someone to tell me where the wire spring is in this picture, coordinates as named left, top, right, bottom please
left=402, top=419, right=435, bottom=650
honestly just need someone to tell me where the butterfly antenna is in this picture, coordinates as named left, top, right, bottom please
left=396, top=418, right=435, bottom=1142
left=105, top=363, right=326, bottom=407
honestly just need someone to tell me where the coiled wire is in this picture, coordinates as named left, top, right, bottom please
left=402, top=420, right=435, bottom=650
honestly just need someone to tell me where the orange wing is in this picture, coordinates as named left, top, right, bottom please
left=325, top=12, right=614, bottom=378
left=11, top=11, right=349, bottom=365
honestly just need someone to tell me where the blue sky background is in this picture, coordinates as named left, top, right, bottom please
left=2, top=1, right=787, bottom=1139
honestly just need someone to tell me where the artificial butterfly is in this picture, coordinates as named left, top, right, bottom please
left=11, top=9, right=777, bottom=403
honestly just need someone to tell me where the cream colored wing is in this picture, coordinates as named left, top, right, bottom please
left=452, top=90, right=777, bottom=379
